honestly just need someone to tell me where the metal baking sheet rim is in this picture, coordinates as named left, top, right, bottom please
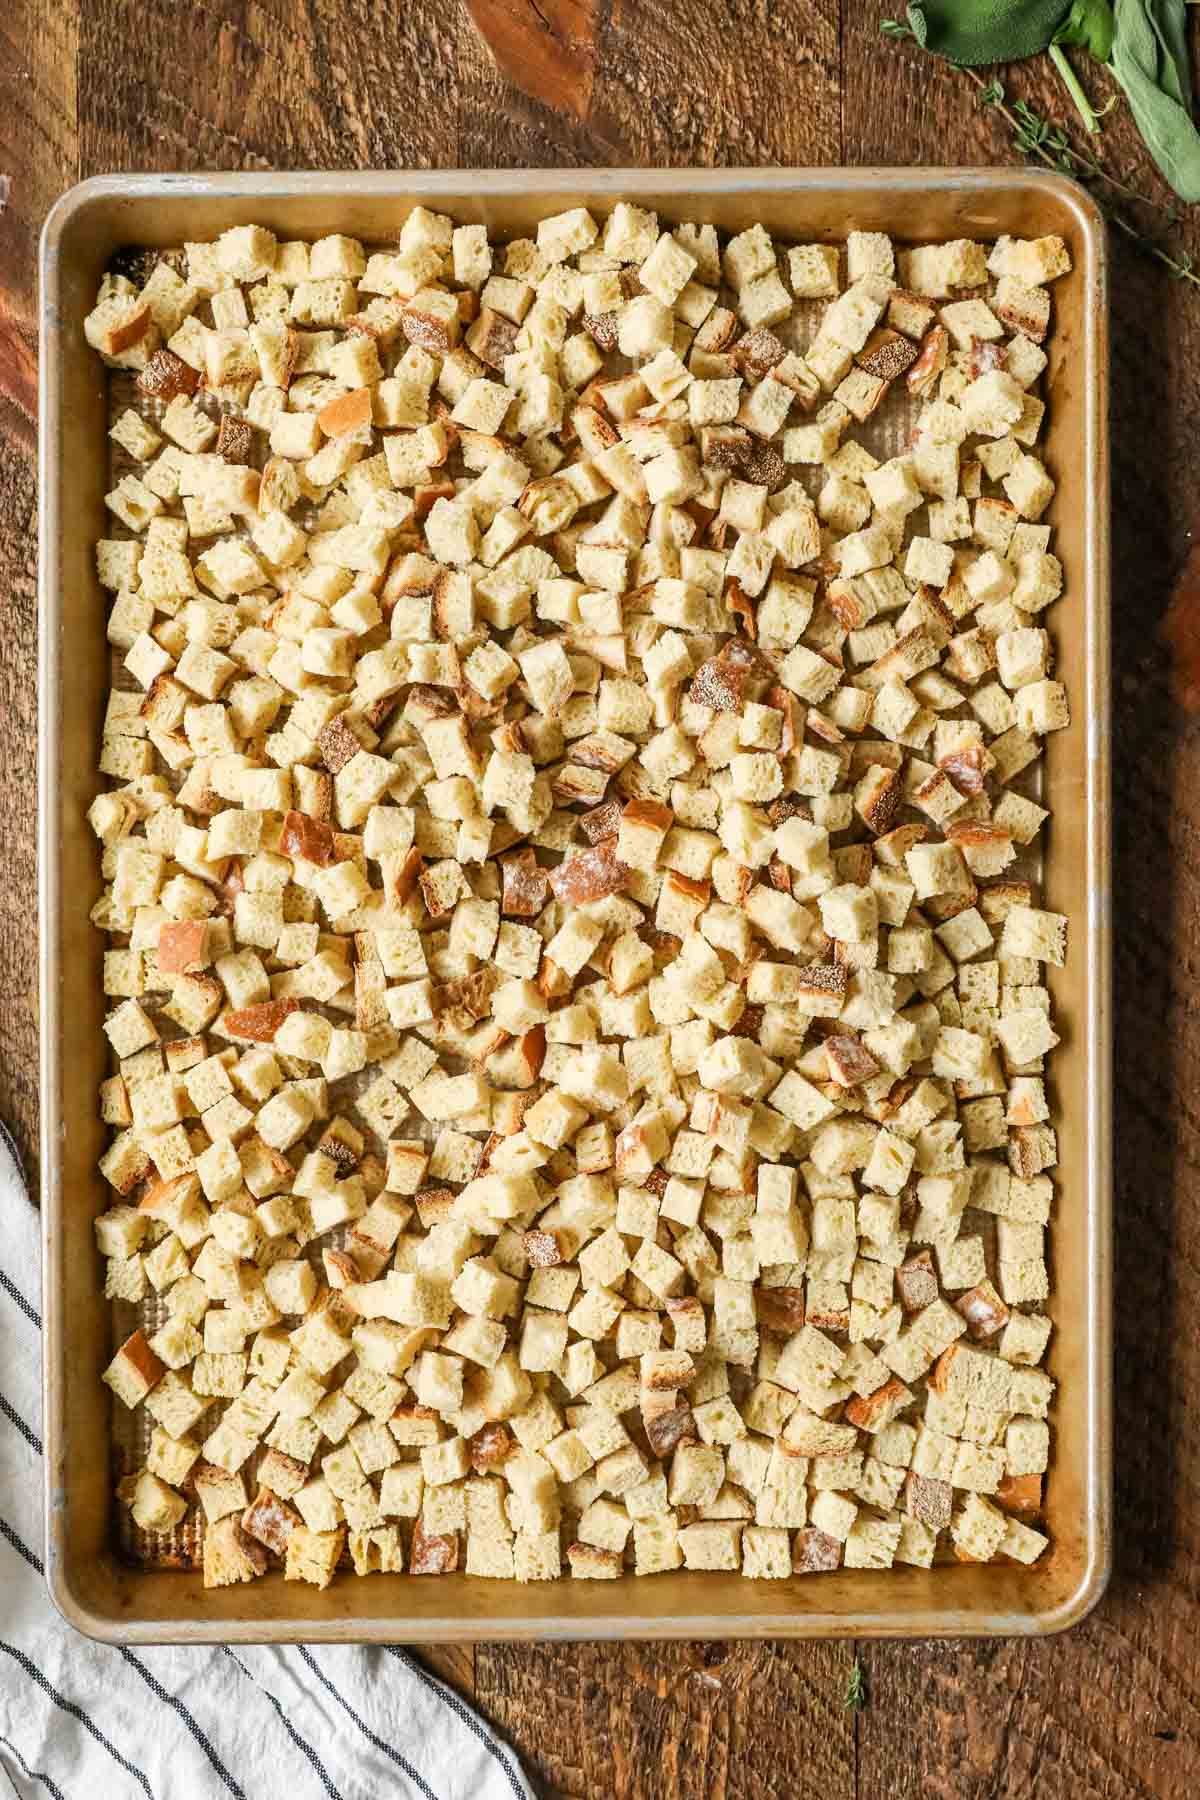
left=38, top=167, right=1112, bottom=1643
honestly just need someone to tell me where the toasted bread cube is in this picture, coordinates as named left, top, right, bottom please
left=103, top=1329, right=165, bottom=1409
left=999, top=905, right=1067, bottom=968
left=987, top=235, right=1071, bottom=286
left=951, top=1492, right=1007, bottom=1561
left=668, top=1443, right=725, bottom=1508
left=788, top=243, right=839, bottom=296
left=741, top=1519, right=798, bottom=1576
left=127, top=1470, right=188, bottom=1535
left=809, top=1489, right=858, bottom=1542
left=1003, top=453, right=1055, bottom=520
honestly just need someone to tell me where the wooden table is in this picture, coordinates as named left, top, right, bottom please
left=3, top=3, right=1197, bottom=1793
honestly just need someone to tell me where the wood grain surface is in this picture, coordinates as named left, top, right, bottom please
left=3, top=3, right=1197, bottom=1794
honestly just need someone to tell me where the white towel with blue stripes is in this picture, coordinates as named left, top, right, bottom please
left=0, top=1124, right=533, bottom=1800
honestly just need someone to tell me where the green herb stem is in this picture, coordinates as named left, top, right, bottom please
left=1107, top=207, right=1199, bottom=285
left=1048, top=41, right=1101, bottom=136
left=845, top=1659, right=868, bottom=1712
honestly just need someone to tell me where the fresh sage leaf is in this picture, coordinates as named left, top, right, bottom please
left=1142, top=0, right=1190, bottom=108
left=1110, top=0, right=1200, bottom=200
left=1054, top=0, right=1114, bottom=60
left=888, top=1, right=1073, bottom=66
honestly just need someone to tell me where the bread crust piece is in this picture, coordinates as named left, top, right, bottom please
left=500, top=849, right=549, bottom=916
left=523, top=1228, right=563, bottom=1268
left=741, top=435, right=788, bottom=486
left=857, top=326, right=918, bottom=382
left=690, top=639, right=759, bottom=712
left=996, top=1472, right=1043, bottom=1515
left=103, top=1329, right=166, bottom=1407
left=794, top=961, right=847, bottom=1013
left=215, top=414, right=253, bottom=463
left=939, top=743, right=992, bottom=795
left=138, top=348, right=200, bottom=399
left=242, top=1486, right=300, bottom=1555
left=575, top=797, right=621, bottom=843
left=157, top=920, right=210, bottom=976
left=856, top=763, right=903, bottom=835
left=955, top=1281, right=1010, bottom=1341
left=467, top=306, right=520, bottom=368
left=582, top=310, right=621, bottom=353
left=754, top=1286, right=806, bottom=1332
left=279, top=810, right=337, bottom=866
left=906, top=323, right=948, bottom=395
left=317, top=385, right=372, bottom=438
left=724, top=577, right=757, bottom=640
left=732, top=327, right=787, bottom=379
left=567, top=1541, right=623, bottom=1578
left=823, top=1033, right=881, bottom=1088
left=904, top=1470, right=953, bottom=1530
left=844, top=1377, right=910, bottom=1431
left=410, top=1517, right=459, bottom=1574
left=547, top=839, right=632, bottom=906
left=318, top=715, right=362, bottom=775
left=701, top=424, right=752, bottom=469
left=468, top=1422, right=515, bottom=1472
left=896, top=1250, right=939, bottom=1313
left=644, top=1404, right=698, bottom=1459
left=223, top=998, right=301, bottom=1042
left=792, top=1527, right=842, bottom=1573
left=641, top=1349, right=695, bottom=1391
left=401, top=299, right=459, bottom=355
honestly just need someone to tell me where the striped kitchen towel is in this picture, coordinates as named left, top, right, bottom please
left=0, top=1123, right=533, bottom=1800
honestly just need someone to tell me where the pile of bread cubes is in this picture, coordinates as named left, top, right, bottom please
left=85, top=199, right=1070, bottom=1593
